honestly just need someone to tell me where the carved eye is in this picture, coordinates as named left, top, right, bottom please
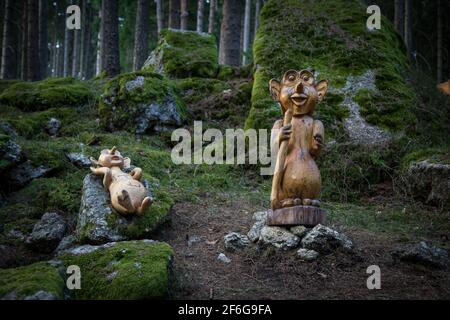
left=288, top=74, right=296, bottom=81
left=303, top=75, right=310, bottom=81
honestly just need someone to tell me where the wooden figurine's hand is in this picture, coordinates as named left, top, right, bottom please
left=278, top=123, right=292, bottom=146
left=130, top=167, right=142, bottom=181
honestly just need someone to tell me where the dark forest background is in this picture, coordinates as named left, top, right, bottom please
left=0, top=0, right=448, bottom=83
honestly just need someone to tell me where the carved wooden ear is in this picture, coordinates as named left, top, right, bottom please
left=316, top=80, right=329, bottom=101
left=123, top=157, right=131, bottom=169
left=90, top=157, right=99, bottom=167
left=269, top=79, right=281, bottom=101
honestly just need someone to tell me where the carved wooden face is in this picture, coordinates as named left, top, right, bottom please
left=270, top=69, right=328, bottom=116
left=95, top=147, right=130, bottom=168
left=437, top=80, right=450, bottom=96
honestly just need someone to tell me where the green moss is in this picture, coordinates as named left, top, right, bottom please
left=176, top=77, right=231, bottom=104
left=143, top=29, right=219, bottom=79
left=98, top=71, right=186, bottom=133
left=0, top=261, right=64, bottom=299
left=59, top=241, right=173, bottom=299
left=246, top=0, right=416, bottom=131
left=0, top=78, right=95, bottom=112
left=401, top=148, right=450, bottom=170
left=0, top=80, right=20, bottom=95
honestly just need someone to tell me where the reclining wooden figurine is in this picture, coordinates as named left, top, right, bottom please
left=268, top=69, right=328, bottom=226
left=90, top=147, right=152, bottom=215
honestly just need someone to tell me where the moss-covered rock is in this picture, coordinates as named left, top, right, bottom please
left=98, top=71, right=187, bottom=134
left=0, top=78, right=95, bottom=112
left=143, top=29, right=219, bottom=79
left=0, top=261, right=64, bottom=300
left=59, top=240, right=173, bottom=299
left=246, top=0, right=417, bottom=133
left=0, top=80, right=20, bottom=95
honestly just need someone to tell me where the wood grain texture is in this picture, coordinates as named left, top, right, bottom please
left=267, top=205, right=326, bottom=227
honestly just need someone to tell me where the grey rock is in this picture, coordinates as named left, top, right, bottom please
left=405, top=160, right=450, bottom=207
left=331, top=70, right=390, bottom=146
left=187, top=235, right=202, bottom=247
left=125, top=76, right=145, bottom=92
left=65, top=153, right=91, bottom=168
left=301, top=224, right=353, bottom=254
left=253, top=211, right=267, bottom=222
left=0, top=139, right=22, bottom=167
left=217, top=253, right=231, bottom=264
left=54, top=235, right=78, bottom=254
left=290, top=226, right=308, bottom=238
left=135, top=94, right=183, bottom=134
left=5, top=160, right=50, bottom=189
left=297, top=248, right=319, bottom=261
left=247, top=211, right=268, bottom=242
left=46, top=117, right=61, bottom=136
left=6, top=229, right=26, bottom=241
left=259, top=226, right=300, bottom=250
left=224, top=232, right=251, bottom=251
left=76, top=174, right=128, bottom=244
left=392, top=241, right=449, bottom=269
left=24, top=291, right=58, bottom=300
left=26, top=212, right=66, bottom=253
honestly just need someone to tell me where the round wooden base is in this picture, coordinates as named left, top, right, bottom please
left=267, top=205, right=326, bottom=227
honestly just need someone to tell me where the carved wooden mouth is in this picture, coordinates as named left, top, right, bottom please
left=291, top=93, right=308, bottom=106
left=111, top=156, right=121, bottom=161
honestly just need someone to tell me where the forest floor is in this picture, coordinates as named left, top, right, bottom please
left=153, top=192, right=450, bottom=300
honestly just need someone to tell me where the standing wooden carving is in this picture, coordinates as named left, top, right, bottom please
left=90, top=147, right=152, bottom=215
left=268, top=69, right=328, bottom=226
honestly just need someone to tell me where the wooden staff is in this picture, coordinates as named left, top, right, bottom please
left=270, top=109, right=293, bottom=210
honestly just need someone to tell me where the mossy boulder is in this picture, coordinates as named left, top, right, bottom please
left=246, top=0, right=417, bottom=137
left=98, top=71, right=187, bottom=134
left=0, top=78, right=95, bottom=112
left=143, top=29, right=219, bottom=79
left=0, top=261, right=64, bottom=300
left=59, top=240, right=173, bottom=299
left=77, top=173, right=172, bottom=244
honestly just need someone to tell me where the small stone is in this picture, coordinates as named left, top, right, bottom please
left=65, top=153, right=91, bottom=168
left=290, top=225, right=308, bottom=238
left=247, top=220, right=265, bottom=243
left=26, top=212, right=66, bottom=253
left=5, top=160, right=50, bottom=189
left=187, top=235, right=202, bottom=247
left=54, top=235, right=78, bottom=255
left=259, top=226, right=300, bottom=250
left=253, top=211, right=267, bottom=222
left=392, top=241, right=449, bottom=269
left=125, top=76, right=145, bottom=92
left=301, top=224, right=353, bottom=254
left=217, top=253, right=231, bottom=264
left=46, top=118, right=61, bottom=136
left=24, top=291, right=57, bottom=300
left=224, top=232, right=250, bottom=251
left=297, top=248, right=319, bottom=261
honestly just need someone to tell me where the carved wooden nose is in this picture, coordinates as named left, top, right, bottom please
left=295, top=82, right=304, bottom=94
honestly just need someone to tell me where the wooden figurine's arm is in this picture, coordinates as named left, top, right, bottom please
left=90, top=166, right=113, bottom=190
left=310, top=120, right=324, bottom=159
left=129, top=167, right=142, bottom=181
left=270, top=119, right=283, bottom=160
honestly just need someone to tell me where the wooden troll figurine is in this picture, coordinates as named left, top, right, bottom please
left=90, top=147, right=152, bottom=215
left=269, top=69, right=328, bottom=225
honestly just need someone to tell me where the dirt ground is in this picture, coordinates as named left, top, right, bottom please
left=153, top=194, right=450, bottom=300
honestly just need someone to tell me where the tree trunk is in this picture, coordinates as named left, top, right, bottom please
left=133, top=0, right=150, bottom=70
left=169, top=0, right=180, bottom=29
left=27, top=0, right=40, bottom=81
left=404, top=0, right=413, bottom=59
left=39, top=0, right=48, bottom=79
left=155, top=0, right=163, bottom=34
left=63, top=25, right=73, bottom=77
left=219, top=0, right=242, bottom=66
left=1, top=0, right=17, bottom=79
left=180, top=0, right=188, bottom=31
left=101, top=0, right=120, bottom=77
left=254, top=0, right=261, bottom=35
left=436, top=0, right=443, bottom=83
left=56, top=0, right=65, bottom=77
left=80, top=0, right=91, bottom=79
left=208, top=0, right=216, bottom=34
left=394, top=0, right=404, bottom=39
left=197, top=0, right=204, bottom=33
left=21, top=5, right=28, bottom=80
left=72, top=29, right=81, bottom=77
left=242, top=0, right=251, bottom=66
left=96, top=8, right=102, bottom=76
